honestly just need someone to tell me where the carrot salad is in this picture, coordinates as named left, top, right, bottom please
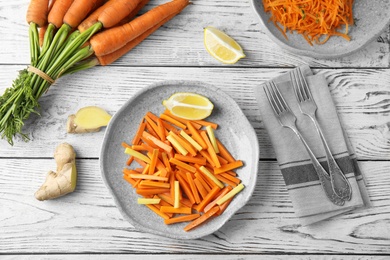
left=121, top=110, right=245, bottom=231
left=262, top=0, right=354, bottom=45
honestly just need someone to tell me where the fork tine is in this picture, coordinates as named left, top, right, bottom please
left=263, top=82, right=280, bottom=115
left=270, top=80, right=291, bottom=112
left=297, top=67, right=312, bottom=100
left=290, top=69, right=303, bottom=102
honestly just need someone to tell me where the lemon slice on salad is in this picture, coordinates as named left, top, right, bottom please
left=162, top=92, right=214, bottom=120
left=204, top=26, right=245, bottom=64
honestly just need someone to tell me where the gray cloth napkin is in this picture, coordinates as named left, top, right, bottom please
left=253, top=65, right=370, bottom=226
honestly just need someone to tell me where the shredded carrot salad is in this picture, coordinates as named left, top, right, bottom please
left=262, top=0, right=354, bottom=45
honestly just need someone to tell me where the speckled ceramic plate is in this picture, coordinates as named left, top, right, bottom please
left=250, top=0, right=390, bottom=59
left=100, top=80, right=259, bottom=240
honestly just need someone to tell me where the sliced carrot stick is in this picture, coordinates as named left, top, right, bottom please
left=204, top=186, right=232, bottom=213
left=163, top=109, right=202, bottom=129
left=132, top=120, right=146, bottom=145
left=164, top=214, right=200, bottom=225
left=200, top=131, right=221, bottom=168
left=157, top=118, right=166, bottom=141
left=91, top=0, right=190, bottom=56
left=196, top=186, right=221, bottom=213
left=142, top=131, right=173, bottom=153
left=194, top=172, right=211, bottom=193
left=220, top=172, right=241, bottom=184
left=129, top=173, right=168, bottom=182
left=126, top=156, right=134, bottom=166
left=176, top=172, right=196, bottom=205
left=148, top=149, right=159, bottom=175
left=139, top=180, right=170, bottom=189
left=168, top=131, right=197, bottom=156
left=160, top=206, right=192, bottom=214
left=193, top=120, right=218, bottom=130
left=123, top=174, right=137, bottom=186
left=183, top=206, right=220, bottom=232
left=199, top=166, right=224, bottom=189
left=174, top=154, right=207, bottom=165
left=124, top=147, right=151, bottom=164
left=215, top=174, right=238, bottom=187
left=214, top=160, right=243, bottom=174
left=160, top=114, right=186, bottom=129
left=166, top=135, right=188, bottom=156
left=194, top=178, right=208, bottom=199
left=187, top=122, right=207, bottom=149
left=216, top=139, right=235, bottom=163
left=136, top=188, right=170, bottom=196
left=169, top=158, right=196, bottom=173
left=186, top=172, right=201, bottom=204
left=145, top=204, right=170, bottom=220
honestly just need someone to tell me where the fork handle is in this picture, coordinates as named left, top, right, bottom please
left=309, top=117, right=352, bottom=201
left=289, top=126, right=345, bottom=206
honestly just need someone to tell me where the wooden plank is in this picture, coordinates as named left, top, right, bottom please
left=0, top=0, right=388, bottom=68
left=0, top=159, right=389, bottom=254
left=0, top=66, right=389, bottom=159
left=1, top=255, right=388, bottom=260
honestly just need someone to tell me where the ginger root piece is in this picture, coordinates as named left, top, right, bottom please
left=67, top=106, right=112, bottom=133
left=35, top=143, right=77, bottom=201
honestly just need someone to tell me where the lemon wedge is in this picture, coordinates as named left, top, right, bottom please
left=162, top=92, right=214, bottom=120
left=204, top=26, right=245, bottom=64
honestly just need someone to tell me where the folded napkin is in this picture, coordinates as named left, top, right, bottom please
left=253, top=65, right=370, bottom=226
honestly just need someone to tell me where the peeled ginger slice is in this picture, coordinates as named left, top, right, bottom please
left=67, top=106, right=112, bottom=133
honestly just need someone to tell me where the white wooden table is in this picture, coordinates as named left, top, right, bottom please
left=1, top=0, right=390, bottom=259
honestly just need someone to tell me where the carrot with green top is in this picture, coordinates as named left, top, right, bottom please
left=63, top=0, right=105, bottom=28
left=26, top=0, right=49, bottom=27
left=90, top=0, right=190, bottom=56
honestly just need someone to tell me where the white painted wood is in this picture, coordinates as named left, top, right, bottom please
left=0, top=159, right=389, bottom=254
left=0, top=66, right=389, bottom=159
left=0, top=0, right=388, bottom=68
left=1, top=255, right=388, bottom=260
left=0, top=0, right=389, bottom=257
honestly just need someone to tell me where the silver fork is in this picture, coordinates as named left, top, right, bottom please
left=290, top=68, right=352, bottom=201
left=263, top=81, right=345, bottom=206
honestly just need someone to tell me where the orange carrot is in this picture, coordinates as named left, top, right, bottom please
left=200, top=131, right=221, bottom=168
left=160, top=206, right=192, bottom=214
left=97, top=0, right=143, bottom=28
left=26, top=0, right=49, bottom=27
left=168, top=131, right=197, bottom=156
left=39, top=25, right=48, bottom=46
left=214, top=160, right=243, bottom=174
left=176, top=172, right=196, bottom=204
left=262, top=0, right=354, bottom=45
left=193, top=178, right=208, bottom=199
left=169, top=158, right=196, bottom=173
left=160, top=114, right=187, bottom=129
left=139, top=180, right=170, bottom=189
left=203, top=186, right=232, bottom=213
left=187, top=122, right=207, bottom=149
left=186, top=172, right=201, bottom=204
left=63, top=0, right=105, bottom=28
left=142, top=131, right=173, bottom=153
left=78, top=0, right=109, bottom=32
left=196, top=186, right=221, bottom=213
left=48, top=0, right=74, bottom=28
left=91, top=0, right=190, bottom=56
left=216, top=139, right=235, bottom=163
left=163, top=110, right=202, bottom=129
left=136, top=188, right=170, bottom=196
left=174, top=154, right=207, bottom=165
left=164, top=214, right=200, bottom=225
left=148, top=149, right=159, bottom=175
left=145, top=204, right=170, bottom=220
left=183, top=206, right=219, bottom=232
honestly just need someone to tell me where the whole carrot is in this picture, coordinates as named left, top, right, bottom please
left=96, top=13, right=175, bottom=65
left=26, top=0, right=49, bottom=27
left=97, top=0, right=143, bottom=28
left=48, top=0, right=74, bottom=28
left=91, top=0, right=190, bottom=56
left=63, top=0, right=105, bottom=28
